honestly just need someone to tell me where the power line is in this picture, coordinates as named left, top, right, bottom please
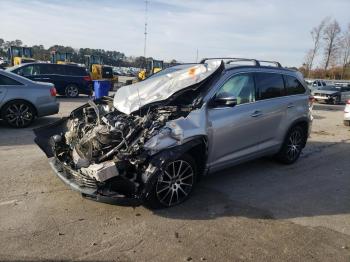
left=143, top=0, right=149, bottom=59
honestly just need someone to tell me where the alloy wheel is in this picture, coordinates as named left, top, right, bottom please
left=156, top=160, right=194, bottom=207
left=286, top=129, right=302, bottom=161
left=5, top=102, right=34, bottom=127
left=66, top=85, right=79, bottom=97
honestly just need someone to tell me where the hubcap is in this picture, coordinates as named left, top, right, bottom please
left=156, top=160, right=194, bottom=207
left=67, top=86, right=78, bottom=97
left=286, top=129, right=302, bottom=161
left=5, top=103, right=33, bottom=127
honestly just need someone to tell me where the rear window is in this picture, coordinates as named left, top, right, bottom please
left=255, top=73, right=285, bottom=100
left=284, top=75, right=305, bottom=95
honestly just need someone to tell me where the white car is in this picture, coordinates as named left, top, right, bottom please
left=344, top=99, right=350, bottom=126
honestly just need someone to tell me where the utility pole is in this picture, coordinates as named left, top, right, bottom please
left=143, top=0, right=149, bottom=59
left=195, top=48, right=198, bottom=63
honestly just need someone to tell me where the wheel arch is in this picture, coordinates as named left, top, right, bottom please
left=0, top=99, right=38, bottom=117
left=142, top=136, right=208, bottom=191
left=284, top=117, right=310, bottom=148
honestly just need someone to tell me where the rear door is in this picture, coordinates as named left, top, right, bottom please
left=49, top=64, right=67, bottom=91
left=0, top=74, right=10, bottom=102
left=0, top=73, right=24, bottom=103
left=36, top=64, right=55, bottom=84
left=253, top=72, right=288, bottom=151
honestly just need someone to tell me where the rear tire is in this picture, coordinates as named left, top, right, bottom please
left=344, top=120, right=350, bottom=126
left=332, top=96, right=340, bottom=105
left=65, top=84, right=79, bottom=98
left=1, top=100, right=35, bottom=128
left=276, top=125, right=306, bottom=164
left=144, top=154, right=197, bottom=209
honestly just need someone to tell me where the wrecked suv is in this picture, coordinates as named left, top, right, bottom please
left=34, top=58, right=312, bottom=208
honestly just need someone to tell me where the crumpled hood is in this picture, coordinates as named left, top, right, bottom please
left=113, top=61, right=221, bottom=114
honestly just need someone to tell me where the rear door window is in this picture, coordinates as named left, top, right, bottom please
left=52, top=65, right=66, bottom=75
left=255, top=73, right=285, bottom=100
left=284, top=75, right=306, bottom=95
left=38, top=64, right=55, bottom=74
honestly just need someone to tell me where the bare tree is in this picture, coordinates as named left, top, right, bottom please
left=323, top=19, right=341, bottom=70
left=304, top=18, right=329, bottom=77
left=340, top=23, right=350, bottom=79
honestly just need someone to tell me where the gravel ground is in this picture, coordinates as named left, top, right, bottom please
left=0, top=98, right=349, bottom=262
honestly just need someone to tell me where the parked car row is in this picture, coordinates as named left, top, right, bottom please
left=312, top=85, right=350, bottom=104
left=6, top=63, right=92, bottom=97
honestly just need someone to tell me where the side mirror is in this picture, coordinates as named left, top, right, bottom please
left=211, top=92, right=237, bottom=107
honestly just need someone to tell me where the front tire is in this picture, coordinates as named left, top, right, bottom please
left=65, top=84, right=79, bottom=98
left=1, top=101, right=35, bottom=128
left=276, top=125, right=306, bottom=164
left=145, top=154, right=197, bottom=209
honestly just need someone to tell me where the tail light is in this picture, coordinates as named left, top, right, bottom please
left=347, top=99, right=350, bottom=105
left=83, top=75, right=92, bottom=82
left=50, top=87, right=57, bottom=97
left=309, top=95, right=315, bottom=107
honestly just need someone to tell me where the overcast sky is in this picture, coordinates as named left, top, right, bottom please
left=1, top=0, right=349, bottom=66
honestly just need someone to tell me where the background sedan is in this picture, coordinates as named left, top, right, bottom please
left=0, top=69, right=59, bottom=128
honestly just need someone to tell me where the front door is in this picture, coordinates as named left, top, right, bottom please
left=207, top=73, right=263, bottom=171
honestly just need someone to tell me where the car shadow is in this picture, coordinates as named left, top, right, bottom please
left=0, top=116, right=62, bottom=146
left=313, top=103, right=344, bottom=111
left=153, top=140, right=350, bottom=221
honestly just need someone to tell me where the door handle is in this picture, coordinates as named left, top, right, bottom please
left=251, top=110, right=262, bottom=117
left=287, top=103, right=295, bottom=108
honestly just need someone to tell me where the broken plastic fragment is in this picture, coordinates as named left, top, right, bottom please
left=81, top=161, right=119, bottom=182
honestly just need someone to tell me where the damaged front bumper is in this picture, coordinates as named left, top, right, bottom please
left=48, top=157, right=142, bottom=206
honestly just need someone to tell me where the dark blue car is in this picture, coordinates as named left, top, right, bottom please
left=8, top=63, right=92, bottom=97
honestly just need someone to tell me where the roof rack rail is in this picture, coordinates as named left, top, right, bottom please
left=200, top=57, right=282, bottom=68
left=258, top=60, right=282, bottom=68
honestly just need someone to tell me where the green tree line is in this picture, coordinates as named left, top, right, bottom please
left=0, top=38, right=159, bottom=68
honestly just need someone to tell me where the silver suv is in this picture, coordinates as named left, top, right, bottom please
left=34, top=58, right=313, bottom=208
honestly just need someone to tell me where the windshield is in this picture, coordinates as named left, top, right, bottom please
left=113, top=61, right=222, bottom=114
left=147, top=64, right=196, bottom=79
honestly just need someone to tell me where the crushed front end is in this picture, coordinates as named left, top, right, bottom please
left=34, top=97, right=192, bottom=205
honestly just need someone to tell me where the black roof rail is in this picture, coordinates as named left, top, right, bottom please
left=200, top=57, right=282, bottom=68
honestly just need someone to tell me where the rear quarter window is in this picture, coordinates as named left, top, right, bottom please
left=284, top=75, right=306, bottom=95
left=0, top=74, right=22, bottom=85
left=255, top=72, right=285, bottom=100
